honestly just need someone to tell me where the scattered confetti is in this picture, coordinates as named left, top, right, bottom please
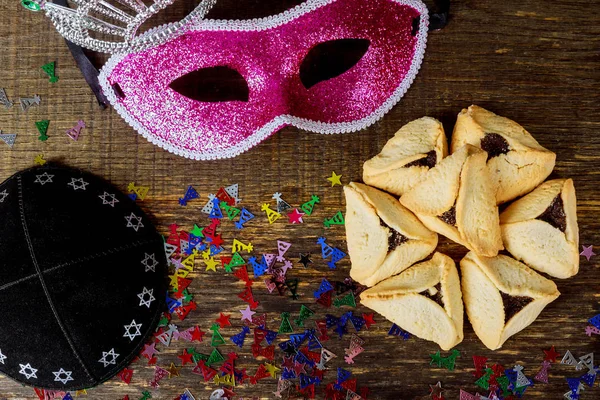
left=33, top=153, right=46, bottom=165
left=580, top=245, right=596, bottom=261
left=19, top=95, right=40, bottom=111
left=0, top=131, right=16, bottom=148
left=65, top=120, right=86, bottom=141
left=326, top=171, right=342, bottom=187
left=35, top=120, right=49, bottom=141
left=261, top=203, right=281, bottom=224
left=300, top=195, right=320, bottom=216
left=288, top=208, right=305, bottom=224
left=128, top=182, right=149, bottom=201
left=324, top=210, right=345, bottom=227
left=0, top=88, right=12, bottom=108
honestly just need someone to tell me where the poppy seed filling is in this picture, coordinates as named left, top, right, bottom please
left=536, top=195, right=567, bottom=232
left=500, top=292, right=533, bottom=323
left=404, top=150, right=437, bottom=169
left=380, top=219, right=408, bottom=251
left=481, top=133, right=510, bottom=160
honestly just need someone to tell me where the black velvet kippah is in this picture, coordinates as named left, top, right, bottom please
left=0, top=164, right=167, bottom=390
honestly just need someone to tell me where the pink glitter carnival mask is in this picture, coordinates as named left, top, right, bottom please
left=98, top=0, right=429, bottom=160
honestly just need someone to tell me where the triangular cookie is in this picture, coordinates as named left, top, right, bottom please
left=500, top=178, right=579, bottom=278
left=360, top=252, right=463, bottom=350
left=363, top=117, right=448, bottom=196
left=460, top=252, right=560, bottom=350
left=451, top=105, right=556, bottom=204
left=400, top=144, right=503, bottom=257
left=344, top=182, right=437, bottom=287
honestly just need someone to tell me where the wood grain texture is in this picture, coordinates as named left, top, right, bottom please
left=0, top=0, right=599, bottom=399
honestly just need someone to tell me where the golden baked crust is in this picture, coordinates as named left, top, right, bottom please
left=363, top=117, right=448, bottom=196
left=361, top=252, right=463, bottom=350
left=460, top=252, right=560, bottom=350
left=451, top=105, right=556, bottom=204
left=400, top=144, right=503, bottom=257
left=344, top=182, right=437, bottom=287
left=500, top=178, right=579, bottom=278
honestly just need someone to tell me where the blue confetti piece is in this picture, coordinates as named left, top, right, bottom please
left=588, top=314, right=600, bottom=329
left=264, top=329, right=278, bottom=345
left=350, top=315, right=366, bottom=332
left=317, top=237, right=333, bottom=259
left=208, top=197, right=223, bottom=219
left=235, top=207, right=255, bottom=229
left=281, top=368, right=296, bottom=380
left=230, top=326, right=250, bottom=348
left=314, top=278, right=334, bottom=299
left=248, top=256, right=268, bottom=277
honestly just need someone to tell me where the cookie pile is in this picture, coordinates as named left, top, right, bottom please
left=344, top=105, right=578, bottom=350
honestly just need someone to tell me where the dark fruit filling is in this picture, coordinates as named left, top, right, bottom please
left=536, top=195, right=566, bottom=232
left=481, top=133, right=510, bottom=161
left=438, top=206, right=457, bottom=226
left=404, top=150, right=437, bottom=168
left=380, top=219, right=408, bottom=251
left=500, top=292, right=533, bottom=323
left=420, top=283, right=444, bottom=307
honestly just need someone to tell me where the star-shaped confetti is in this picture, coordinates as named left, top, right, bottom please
left=34, top=172, right=54, bottom=185
left=204, top=257, right=219, bottom=272
left=580, top=245, right=596, bottom=261
left=326, top=171, right=342, bottom=186
left=544, top=346, right=561, bottom=363
left=299, top=253, right=313, bottom=268
left=166, top=362, right=181, bottom=378
left=141, top=253, right=157, bottom=272
left=240, top=305, right=256, bottom=322
left=99, top=191, right=119, bottom=207
left=0, top=349, right=6, bottom=364
left=19, top=363, right=37, bottom=379
left=216, top=313, right=231, bottom=328
left=430, top=382, right=443, bottom=397
left=191, top=326, right=205, bottom=342
left=67, top=177, right=89, bottom=191
left=142, top=342, right=158, bottom=359
left=288, top=208, right=305, bottom=224
left=53, top=368, right=74, bottom=384
left=178, top=349, right=194, bottom=366
left=137, top=287, right=155, bottom=308
left=125, top=212, right=144, bottom=232
left=0, top=190, right=8, bottom=203
left=123, top=319, right=142, bottom=341
left=99, top=348, right=119, bottom=367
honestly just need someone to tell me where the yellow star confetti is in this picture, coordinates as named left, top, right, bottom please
left=75, top=389, right=87, bottom=396
left=264, top=362, right=281, bottom=378
left=204, top=256, right=219, bottom=272
left=326, top=171, right=342, bottom=187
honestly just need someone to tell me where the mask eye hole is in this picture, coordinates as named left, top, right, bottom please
left=169, top=66, right=249, bottom=102
left=299, top=38, right=370, bottom=89
left=411, top=16, right=420, bottom=36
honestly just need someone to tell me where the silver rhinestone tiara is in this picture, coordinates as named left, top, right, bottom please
left=35, top=0, right=217, bottom=53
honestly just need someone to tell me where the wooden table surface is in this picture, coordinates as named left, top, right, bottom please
left=1, top=0, right=599, bottom=399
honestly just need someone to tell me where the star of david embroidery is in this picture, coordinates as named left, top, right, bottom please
left=123, top=319, right=142, bottom=341
left=99, top=191, right=119, bottom=207
left=125, top=212, right=144, bottom=231
left=67, top=177, right=89, bottom=191
left=53, top=368, right=74, bottom=384
left=137, top=287, right=155, bottom=308
left=0, top=348, right=6, bottom=364
left=34, top=172, right=54, bottom=185
left=99, top=348, right=119, bottom=367
left=18, top=363, right=38, bottom=379
left=141, top=253, right=158, bottom=272
left=0, top=190, right=8, bottom=203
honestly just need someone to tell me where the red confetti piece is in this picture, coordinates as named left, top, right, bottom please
left=117, top=368, right=133, bottom=384
left=216, top=313, right=232, bottom=328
